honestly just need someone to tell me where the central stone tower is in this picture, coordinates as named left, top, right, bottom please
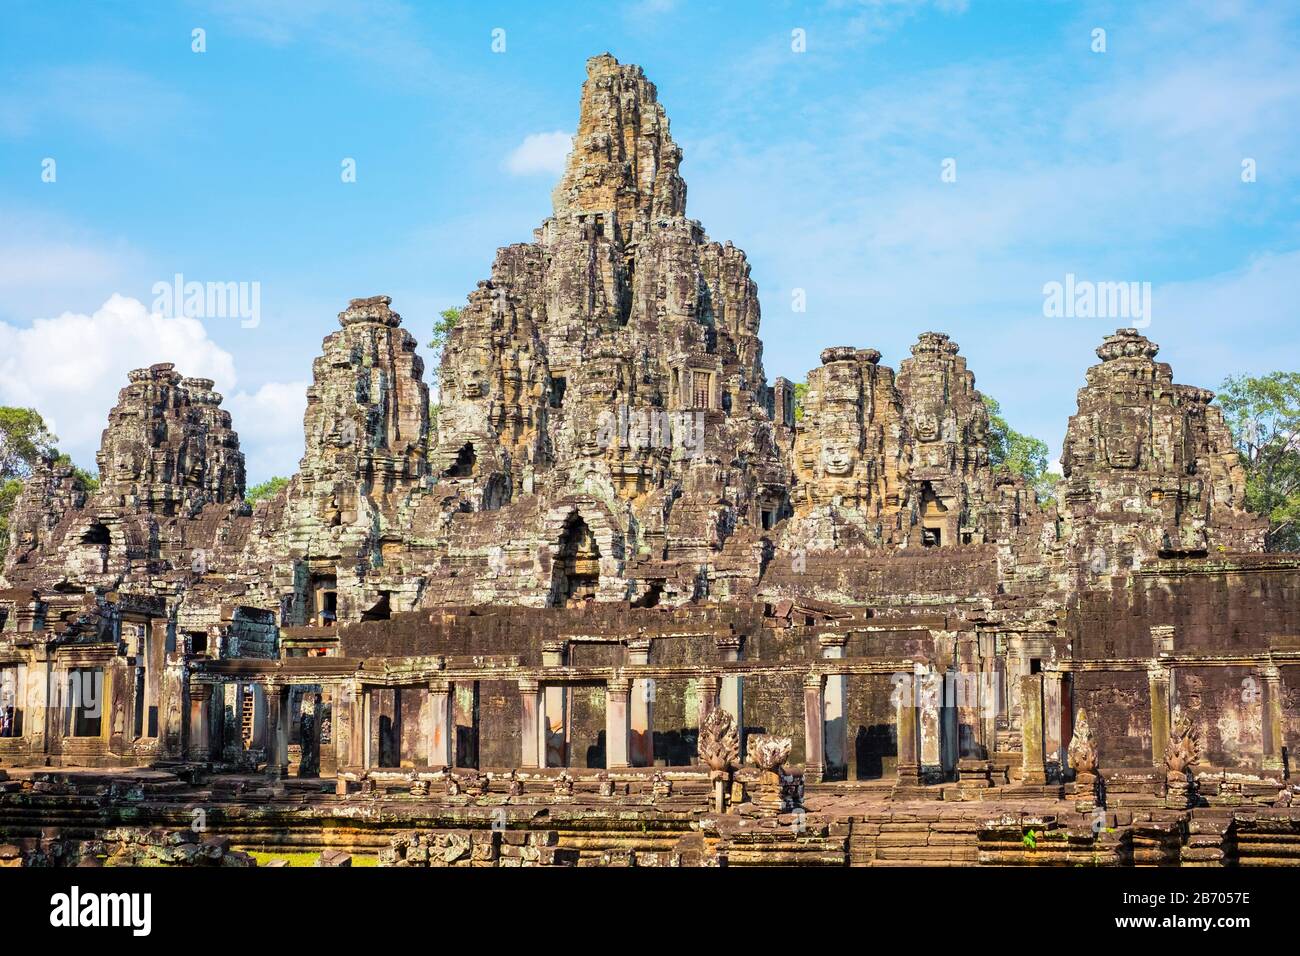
left=432, top=54, right=789, bottom=605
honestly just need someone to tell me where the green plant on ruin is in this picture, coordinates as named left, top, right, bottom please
left=984, top=396, right=1057, bottom=506
left=1218, top=371, right=1300, bottom=551
left=0, top=406, right=96, bottom=563
left=1022, top=828, right=1038, bottom=850
left=246, top=475, right=289, bottom=506
left=792, top=381, right=808, bottom=421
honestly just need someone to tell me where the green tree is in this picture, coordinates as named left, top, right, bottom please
left=0, top=477, right=22, bottom=564
left=983, top=396, right=1056, bottom=504
left=246, top=475, right=289, bottom=506
left=1, top=407, right=98, bottom=564
left=0, top=407, right=58, bottom=479
left=1217, top=372, right=1300, bottom=552
left=428, top=307, right=462, bottom=381
left=792, top=381, right=808, bottom=422
left=428, top=306, right=463, bottom=431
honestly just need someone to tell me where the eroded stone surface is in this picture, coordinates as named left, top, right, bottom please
left=0, top=56, right=1293, bottom=869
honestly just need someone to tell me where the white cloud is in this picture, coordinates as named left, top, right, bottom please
left=0, top=293, right=312, bottom=485
left=0, top=295, right=236, bottom=469
left=225, top=381, right=309, bottom=482
left=504, top=131, right=572, bottom=176
left=0, top=209, right=148, bottom=323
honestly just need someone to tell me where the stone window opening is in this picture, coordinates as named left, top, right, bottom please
left=311, top=575, right=338, bottom=627
left=0, top=666, right=23, bottom=738
left=554, top=515, right=601, bottom=607
left=66, top=667, right=103, bottom=738
left=445, top=442, right=476, bottom=478
left=131, top=625, right=159, bottom=739
left=361, top=592, right=392, bottom=622
left=80, top=522, right=110, bottom=573
left=691, top=370, right=712, bottom=410
left=550, top=376, right=567, bottom=409
left=632, top=580, right=664, bottom=608
left=321, top=591, right=338, bottom=625
left=760, top=507, right=776, bottom=531
left=919, top=482, right=947, bottom=548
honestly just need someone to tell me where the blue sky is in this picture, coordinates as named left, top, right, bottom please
left=1, top=0, right=1297, bottom=484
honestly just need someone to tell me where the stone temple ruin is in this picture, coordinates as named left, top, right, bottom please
left=1, top=54, right=1297, bottom=868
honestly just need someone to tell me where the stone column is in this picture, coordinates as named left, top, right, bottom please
left=980, top=632, right=1003, bottom=747
left=333, top=681, right=355, bottom=770
left=519, top=679, right=540, bottom=768
left=895, top=678, right=921, bottom=783
left=542, top=640, right=567, bottom=768
left=957, top=633, right=992, bottom=759
left=697, top=675, right=719, bottom=725
left=917, top=665, right=943, bottom=782
left=605, top=678, right=630, bottom=769
left=1148, top=666, right=1170, bottom=770
left=803, top=674, right=825, bottom=784
left=1020, top=674, right=1047, bottom=785
left=188, top=683, right=212, bottom=761
left=427, top=679, right=452, bottom=769
left=360, top=685, right=373, bottom=770
left=1260, top=665, right=1285, bottom=773
left=318, top=686, right=338, bottom=778
left=717, top=636, right=744, bottom=751
left=819, top=634, right=848, bottom=778
left=27, top=647, right=52, bottom=757
left=1043, top=670, right=1064, bottom=771
left=627, top=639, right=654, bottom=767
left=265, top=683, right=289, bottom=779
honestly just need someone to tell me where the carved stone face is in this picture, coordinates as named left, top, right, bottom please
left=579, top=416, right=610, bottom=457
left=1102, top=411, right=1143, bottom=469
left=458, top=345, right=491, bottom=400
left=915, top=407, right=941, bottom=444
left=111, top=441, right=142, bottom=479
left=820, top=435, right=856, bottom=476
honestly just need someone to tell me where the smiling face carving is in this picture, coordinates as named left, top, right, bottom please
left=1103, top=408, right=1144, bottom=469
left=820, top=435, right=856, bottom=476
left=914, top=406, right=941, bottom=444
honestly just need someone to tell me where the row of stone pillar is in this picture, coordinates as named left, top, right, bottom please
left=1018, top=664, right=1289, bottom=780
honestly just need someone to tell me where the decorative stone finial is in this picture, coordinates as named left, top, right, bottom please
left=339, top=294, right=401, bottom=327
left=746, top=734, right=792, bottom=773
left=1095, top=328, right=1159, bottom=363
left=698, top=707, right=740, bottom=773
left=1068, top=708, right=1098, bottom=776
left=1165, top=706, right=1201, bottom=775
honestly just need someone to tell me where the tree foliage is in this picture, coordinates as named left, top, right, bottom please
left=792, top=381, right=808, bottom=421
left=0, top=478, right=22, bottom=566
left=0, top=407, right=97, bottom=564
left=428, top=307, right=462, bottom=381
left=428, top=306, right=463, bottom=431
left=1217, top=372, right=1300, bottom=552
left=246, top=475, right=289, bottom=506
left=0, top=407, right=58, bottom=480
left=983, top=396, right=1056, bottom=505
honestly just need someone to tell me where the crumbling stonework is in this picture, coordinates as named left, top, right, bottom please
left=1060, top=328, right=1266, bottom=584
left=0, top=54, right=1294, bottom=868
